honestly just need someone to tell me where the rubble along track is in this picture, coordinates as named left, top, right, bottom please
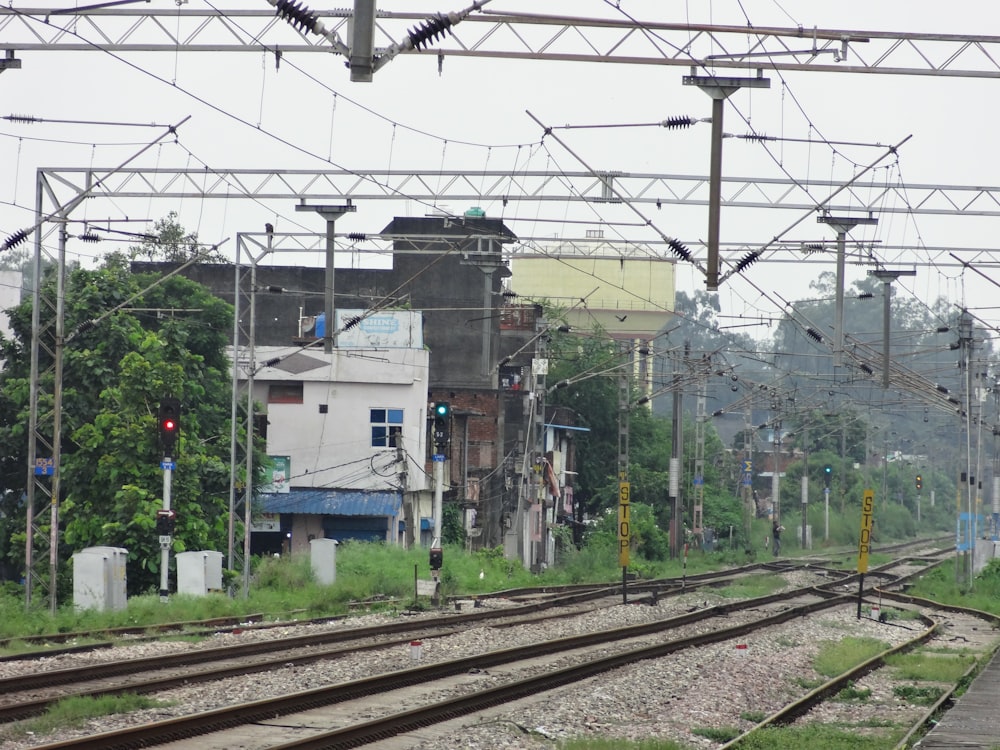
left=16, top=553, right=952, bottom=750
left=0, top=562, right=837, bottom=723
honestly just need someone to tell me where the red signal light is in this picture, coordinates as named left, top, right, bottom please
left=158, top=398, right=181, bottom=455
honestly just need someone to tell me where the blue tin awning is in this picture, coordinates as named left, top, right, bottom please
left=544, top=423, right=591, bottom=432
left=259, top=489, right=402, bottom=517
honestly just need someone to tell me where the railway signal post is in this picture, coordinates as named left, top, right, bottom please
left=157, top=398, right=180, bottom=602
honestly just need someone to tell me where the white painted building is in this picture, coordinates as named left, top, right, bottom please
left=234, top=310, right=432, bottom=556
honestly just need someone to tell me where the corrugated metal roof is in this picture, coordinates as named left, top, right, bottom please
left=260, top=489, right=402, bottom=517
left=545, top=423, right=591, bottom=432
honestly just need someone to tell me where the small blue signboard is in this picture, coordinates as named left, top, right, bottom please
left=160, top=460, right=176, bottom=471
left=34, top=457, right=55, bottom=476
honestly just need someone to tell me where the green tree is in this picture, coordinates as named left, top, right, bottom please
left=128, top=211, right=226, bottom=263
left=546, top=326, right=623, bottom=518
left=0, top=231, right=242, bottom=595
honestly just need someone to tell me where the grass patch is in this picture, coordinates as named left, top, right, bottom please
left=847, top=718, right=897, bottom=728
left=692, top=726, right=741, bottom=742
left=0, top=637, right=104, bottom=657
left=834, top=682, right=872, bottom=702
left=740, top=710, right=767, bottom=723
left=893, top=685, right=943, bottom=705
left=8, top=693, right=171, bottom=739
left=558, top=738, right=687, bottom=750
left=717, top=573, right=789, bottom=599
left=907, top=558, right=1000, bottom=617
left=733, top=723, right=902, bottom=749
left=885, top=651, right=976, bottom=682
left=883, top=607, right=921, bottom=621
left=795, top=676, right=826, bottom=690
left=814, top=637, right=890, bottom=677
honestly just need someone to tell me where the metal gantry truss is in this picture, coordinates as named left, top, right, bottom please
left=31, top=167, right=1000, bottom=220
left=4, top=8, right=1000, bottom=80
left=18, top=162, right=1000, bottom=606
left=29, top=166, right=1000, bottom=279
left=14, top=4, right=1000, bottom=607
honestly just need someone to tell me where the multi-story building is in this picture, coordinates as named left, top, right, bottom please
left=240, top=310, right=430, bottom=557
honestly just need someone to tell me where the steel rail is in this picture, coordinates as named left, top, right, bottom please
left=29, top=554, right=947, bottom=750
left=29, top=589, right=849, bottom=750
left=724, top=594, right=1000, bottom=748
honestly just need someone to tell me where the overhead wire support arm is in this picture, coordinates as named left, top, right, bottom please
left=371, top=0, right=493, bottom=73
left=265, top=0, right=492, bottom=78
left=2, top=116, right=191, bottom=252
left=525, top=109, right=707, bottom=279
left=716, top=134, right=911, bottom=287
left=265, top=0, right=350, bottom=56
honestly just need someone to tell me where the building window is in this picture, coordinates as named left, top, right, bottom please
left=371, top=408, right=404, bottom=448
left=268, top=382, right=303, bottom=404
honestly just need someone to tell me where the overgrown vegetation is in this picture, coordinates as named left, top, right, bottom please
left=716, top=573, right=788, bottom=599
left=732, top=724, right=905, bottom=749
left=908, top=557, right=1000, bottom=611
left=692, top=725, right=741, bottom=742
left=0, top=693, right=171, bottom=745
left=886, top=651, right=975, bottom=682
left=813, top=637, right=890, bottom=677
left=558, top=739, right=687, bottom=750
left=892, top=685, right=944, bottom=705
left=834, top=682, right=873, bottom=702
left=2, top=540, right=724, bottom=642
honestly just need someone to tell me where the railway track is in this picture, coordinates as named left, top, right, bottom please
left=7, top=550, right=956, bottom=749
left=0, top=562, right=829, bottom=724
left=721, top=590, right=1000, bottom=748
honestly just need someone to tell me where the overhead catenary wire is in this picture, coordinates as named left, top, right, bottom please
left=2, top=116, right=191, bottom=252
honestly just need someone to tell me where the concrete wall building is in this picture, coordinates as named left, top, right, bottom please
left=239, top=322, right=430, bottom=557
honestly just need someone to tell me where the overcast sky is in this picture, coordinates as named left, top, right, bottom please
left=2, top=1, right=1000, bottom=344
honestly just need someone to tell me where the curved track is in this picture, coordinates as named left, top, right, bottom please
left=15, top=549, right=957, bottom=750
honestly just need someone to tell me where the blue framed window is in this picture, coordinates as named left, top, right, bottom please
left=370, top=408, right=404, bottom=448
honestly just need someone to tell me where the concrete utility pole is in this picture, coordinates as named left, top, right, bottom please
left=800, top=426, right=809, bottom=551
left=668, top=344, right=688, bottom=558
left=618, top=341, right=631, bottom=604
left=530, top=315, right=549, bottom=570
left=958, top=310, right=976, bottom=584
left=683, top=72, right=770, bottom=290
left=693, top=365, right=707, bottom=541
left=771, top=420, right=782, bottom=525
left=868, top=268, right=916, bottom=388
left=818, top=213, right=878, bottom=365
left=743, top=404, right=754, bottom=547
left=295, top=201, right=357, bottom=353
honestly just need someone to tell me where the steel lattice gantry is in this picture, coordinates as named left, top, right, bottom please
left=21, top=157, right=1000, bottom=608
left=32, top=165, right=1000, bottom=273
left=15, top=5, right=1000, bottom=607
left=4, top=8, right=1000, bottom=80
left=28, top=166, right=1000, bottom=218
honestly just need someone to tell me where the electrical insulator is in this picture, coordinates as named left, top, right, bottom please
left=273, top=0, right=320, bottom=34
left=408, top=13, right=455, bottom=50
left=2, top=229, right=28, bottom=251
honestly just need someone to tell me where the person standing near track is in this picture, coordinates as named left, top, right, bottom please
left=772, top=520, right=784, bottom=557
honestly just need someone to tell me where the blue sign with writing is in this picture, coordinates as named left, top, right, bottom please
left=33, top=457, right=55, bottom=476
